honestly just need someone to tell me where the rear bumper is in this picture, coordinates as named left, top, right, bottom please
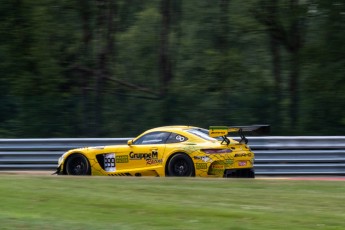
left=223, top=168, right=255, bottom=178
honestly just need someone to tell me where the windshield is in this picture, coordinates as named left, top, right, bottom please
left=186, top=128, right=219, bottom=141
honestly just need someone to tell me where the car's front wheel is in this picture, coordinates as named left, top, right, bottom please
left=167, top=153, right=195, bottom=177
left=65, top=153, right=91, bottom=175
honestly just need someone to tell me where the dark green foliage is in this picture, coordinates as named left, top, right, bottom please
left=0, top=0, right=343, bottom=137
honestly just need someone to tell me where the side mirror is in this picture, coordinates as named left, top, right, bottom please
left=127, top=140, right=133, bottom=146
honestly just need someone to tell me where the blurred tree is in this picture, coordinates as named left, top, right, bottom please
left=159, top=0, right=173, bottom=124
left=253, top=0, right=307, bottom=133
left=301, top=0, right=345, bottom=134
left=252, top=0, right=283, bottom=130
left=0, top=0, right=343, bottom=137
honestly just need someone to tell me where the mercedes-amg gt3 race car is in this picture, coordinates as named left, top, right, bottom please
left=56, top=125, right=269, bottom=178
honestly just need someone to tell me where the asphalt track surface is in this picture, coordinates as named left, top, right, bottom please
left=0, top=171, right=345, bottom=181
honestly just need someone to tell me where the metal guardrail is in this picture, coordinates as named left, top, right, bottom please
left=250, top=137, right=345, bottom=175
left=0, top=137, right=345, bottom=175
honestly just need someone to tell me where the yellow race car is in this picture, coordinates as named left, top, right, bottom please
left=56, top=125, right=268, bottom=178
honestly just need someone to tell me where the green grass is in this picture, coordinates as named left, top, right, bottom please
left=0, top=175, right=344, bottom=230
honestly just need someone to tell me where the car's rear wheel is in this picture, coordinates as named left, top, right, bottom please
left=65, top=153, right=91, bottom=175
left=167, top=153, right=195, bottom=177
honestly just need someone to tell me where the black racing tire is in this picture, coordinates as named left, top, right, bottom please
left=65, top=153, right=91, bottom=175
left=167, top=153, right=195, bottom=177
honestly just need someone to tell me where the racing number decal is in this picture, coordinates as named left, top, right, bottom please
left=104, top=153, right=116, bottom=172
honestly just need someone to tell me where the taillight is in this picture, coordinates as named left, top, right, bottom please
left=201, top=149, right=232, bottom=154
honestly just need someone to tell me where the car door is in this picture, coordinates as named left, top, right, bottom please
left=126, top=131, right=170, bottom=169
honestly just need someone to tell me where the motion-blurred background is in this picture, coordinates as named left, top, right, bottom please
left=0, top=0, right=344, bottom=137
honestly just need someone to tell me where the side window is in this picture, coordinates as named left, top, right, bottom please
left=166, top=133, right=188, bottom=143
left=134, top=132, right=171, bottom=145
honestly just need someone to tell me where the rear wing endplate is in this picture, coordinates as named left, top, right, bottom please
left=209, top=125, right=270, bottom=145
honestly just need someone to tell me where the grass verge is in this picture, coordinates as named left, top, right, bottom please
left=0, top=175, right=344, bottom=230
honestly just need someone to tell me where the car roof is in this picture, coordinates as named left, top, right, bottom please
left=145, top=125, right=198, bottom=133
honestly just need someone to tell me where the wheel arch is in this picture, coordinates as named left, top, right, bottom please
left=63, top=152, right=91, bottom=175
left=165, top=152, right=195, bottom=176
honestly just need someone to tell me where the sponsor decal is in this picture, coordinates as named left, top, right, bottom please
left=194, top=156, right=211, bottom=162
left=238, top=161, right=247, bottom=166
left=146, top=159, right=163, bottom=165
left=116, top=155, right=129, bottom=163
left=196, top=163, right=208, bottom=169
left=234, top=153, right=252, bottom=157
left=210, top=169, right=224, bottom=174
left=209, top=127, right=228, bottom=137
left=176, top=135, right=185, bottom=142
left=210, top=131, right=226, bottom=135
left=225, top=159, right=234, bottom=165
left=129, top=149, right=158, bottom=160
left=211, top=164, right=224, bottom=169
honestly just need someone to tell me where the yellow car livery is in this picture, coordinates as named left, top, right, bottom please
left=56, top=125, right=269, bottom=178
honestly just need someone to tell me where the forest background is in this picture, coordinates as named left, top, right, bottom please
left=0, top=0, right=344, bottom=137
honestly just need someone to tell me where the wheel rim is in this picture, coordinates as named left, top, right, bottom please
left=68, top=157, right=87, bottom=175
left=173, top=159, right=189, bottom=176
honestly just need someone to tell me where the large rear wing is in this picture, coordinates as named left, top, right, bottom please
left=209, top=125, right=270, bottom=145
